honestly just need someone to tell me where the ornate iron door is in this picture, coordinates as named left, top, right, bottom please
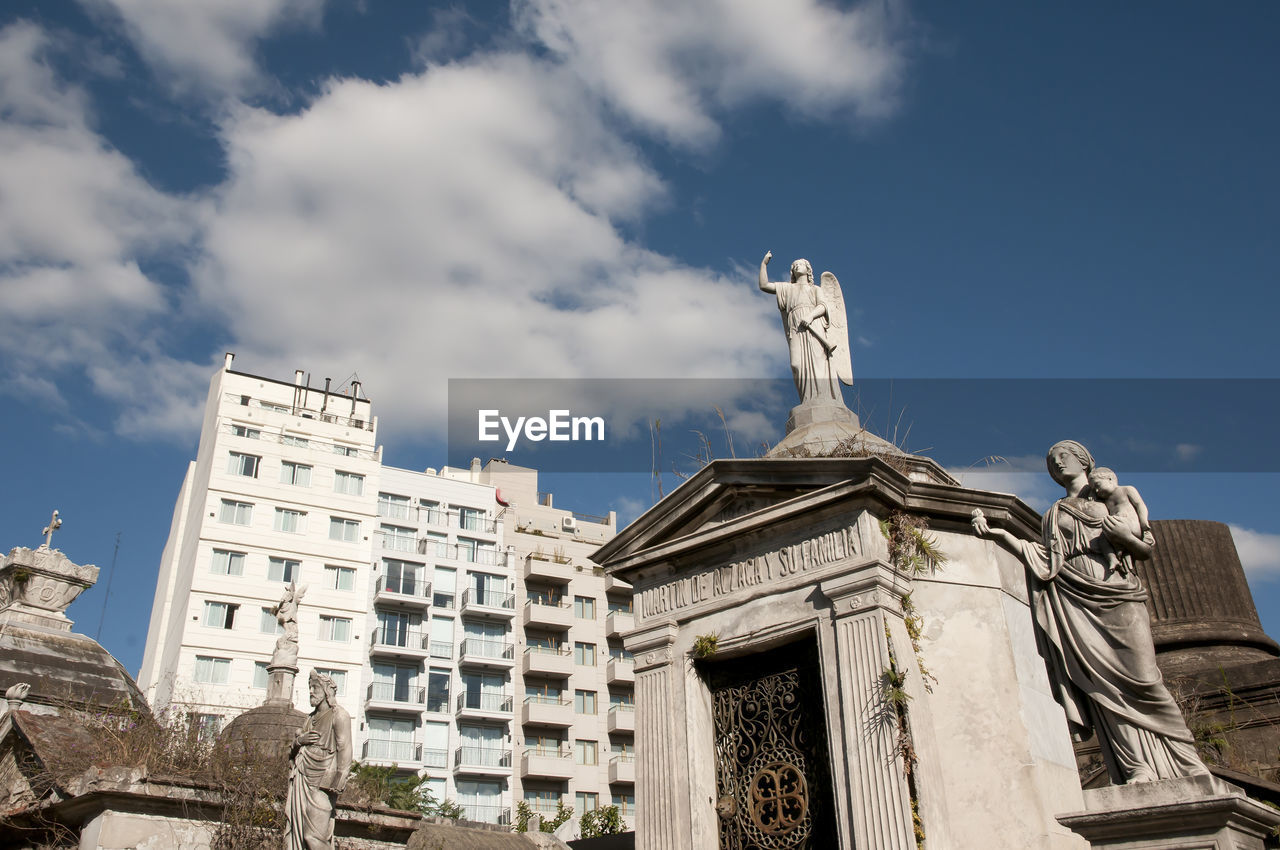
left=707, top=639, right=838, bottom=849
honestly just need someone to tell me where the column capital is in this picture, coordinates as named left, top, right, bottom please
left=626, top=620, right=679, bottom=672
left=819, top=558, right=909, bottom=618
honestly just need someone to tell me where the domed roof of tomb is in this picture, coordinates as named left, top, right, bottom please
left=218, top=701, right=307, bottom=766
left=0, top=546, right=149, bottom=714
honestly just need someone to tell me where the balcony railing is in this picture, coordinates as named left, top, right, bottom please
left=426, top=694, right=449, bottom=713
left=429, top=640, right=453, bottom=659
left=362, top=738, right=421, bottom=762
left=366, top=683, right=425, bottom=705
left=375, top=574, right=432, bottom=600
left=459, top=638, right=514, bottom=661
left=526, top=644, right=570, bottom=658
left=524, top=744, right=572, bottom=760
left=460, top=804, right=511, bottom=825
left=456, top=691, right=513, bottom=713
left=419, top=541, right=503, bottom=566
left=461, top=589, right=515, bottom=611
left=525, top=693, right=569, bottom=706
left=433, top=591, right=455, bottom=610
left=455, top=746, right=512, bottom=768
left=376, top=530, right=418, bottom=552
left=422, top=748, right=449, bottom=769
left=371, top=627, right=429, bottom=650
left=221, top=395, right=374, bottom=432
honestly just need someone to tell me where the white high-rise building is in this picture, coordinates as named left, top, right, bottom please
left=139, top=356, right=628, bottom=828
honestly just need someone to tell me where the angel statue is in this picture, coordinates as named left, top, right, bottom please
left=759, top=251, right=853, bottom=407
left=270, top=582, right=308, bottom=669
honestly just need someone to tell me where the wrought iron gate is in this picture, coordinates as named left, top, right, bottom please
left=707, top=639, right=838, bottom=849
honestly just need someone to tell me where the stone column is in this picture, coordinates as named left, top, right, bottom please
left=820, top=562, right=916, bottom=850
left=627, top=620, right=687, bottom=850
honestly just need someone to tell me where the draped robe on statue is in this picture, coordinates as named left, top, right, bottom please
left=1014, top=498, right=1207, bottom=783
left=775, top=282, right=840, bottom=405
left=285, top=702, right=352, bottom=850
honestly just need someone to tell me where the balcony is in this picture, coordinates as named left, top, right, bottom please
left=524, top=600, right=573, bottom=629
left=608, top=704, right=635, bottom=734
left=369, top=627, right=430, bottom=660
left=365, top=682, right=426, bottom=714
left=607, top=657, right=635, bottom=685
left=605, top=610, right=633, bottom=638
left=456, top=690, right=513, bottom=721
left=523, top=554, right=575, bottom=583
left=609, top=753, right=636, bottom=784
left=459, top=804, right=511, bottom=826
left=521, top=746, right=574, bottom=780
left=521, top=695, right=574, bottom=728
left=604, top=575, right=632, bottom=594
left=458, top=638, right=516, bottom=670
left=425, top=693, right=450, bottom=714
left=361, top=738, right=422, bottom=767
left=421, top=748, right=449, bottom=770
left=374, top=575, right=432, bottom=609
left=421, top=542, right=504, bottom=567
left=460, top=589, right=516, bottom=621
left=454, top=745, right=512, bottom=778
left=429, top=640, right=453, bottom=661
left=522, top=645, right=573, bottom=678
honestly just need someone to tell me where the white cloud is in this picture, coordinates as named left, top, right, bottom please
left=0, top=22, right=203, bottom=437
left=194, top=54, right=782, bottom=439
left=82, top=0, right=327, bottom=97
left=1229, top=525, right=1280, bottom=580
left=513, top=0, right=908, bottom=147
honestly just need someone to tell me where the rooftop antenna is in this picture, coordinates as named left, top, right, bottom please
left=95, top=532, right=121, bottom=641
left=41, top=510, right=61, bottom=549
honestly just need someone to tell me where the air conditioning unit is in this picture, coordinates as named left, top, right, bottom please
left=561, top=516, right=578, bottom=533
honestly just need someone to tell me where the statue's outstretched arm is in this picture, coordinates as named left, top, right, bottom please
left=759, top=251, right=778, bottom=294
left=972, top=509, right=1052, bottom=580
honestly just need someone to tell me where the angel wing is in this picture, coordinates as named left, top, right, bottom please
left=819, top=271, right=853, bottom=386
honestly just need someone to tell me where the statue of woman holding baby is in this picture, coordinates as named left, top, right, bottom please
left=972, top=439, right=1208, bottom=785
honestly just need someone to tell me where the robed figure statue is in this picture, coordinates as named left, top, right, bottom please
left=284, top=670, right=352, bottom=850
left=759, top=251, right=853, bottom=407
left=972, top=441, right=1209, bottom=785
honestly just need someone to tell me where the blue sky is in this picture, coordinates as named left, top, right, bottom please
left=1, top=1, right=1278, bottom=675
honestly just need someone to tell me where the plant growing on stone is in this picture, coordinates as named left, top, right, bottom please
left=515, top=800, right=573, bottom=832
left=691, top=633, right=719, bottom=659
left=879, top=511, right=945, bottom=577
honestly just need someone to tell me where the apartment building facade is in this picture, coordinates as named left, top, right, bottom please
left=138, top=357, right=628, bottom=827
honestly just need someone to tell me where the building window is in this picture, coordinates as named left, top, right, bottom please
left=333, top=444, right=358, bottom=457
left=378, top=492, right=412, bottom=520
left=324, top=565, right=355, bottom=591
left=219, top=500, right=253, bottom=526
left=230, top=424, right=260, bottom=439
left=575, top=792, right=598, bottom=816
left=261, top=401, right=289, bottom=413
left=210, top=549, right=245, bottom=576
left=608, top=646, right=634, bottom=662
left=227, top=452, right=260, bottom=477
left=574, top=690, right=596, bottom=715
left=607, top=598, right=632, bottom=614
left=574, top=642, right=596, bottom=666
left=191, top=713, right=222, bottom=741
left=575, top=739, right=598, bottom=766
left=614, top=792, right=635, bottom=816
left=379, top=524, right=414, bottom=551
left=574, top=596, right=596, bottom=619
left=268, top=557, right=299, bottom=583
left=282, top=434, right=309, bottom=447
left=314, top=668, right=347, bottom=697
left=427, top=668, right=451, bottom=713
left=252, top=661, right=268, bottom=689
left=458, top=506, right=485, bottom=532
left=280, top=461, right=312, bottom=486
left=330, top=517, right=360, bottom=542
left=333, top=470, right=364, bottom=495
left=524, top=789, right=563, bottom=814
left=319, top=615, right=351, bottom=642
left=203, top=601, right=237, bottom=629
left=193, top=656, right=230, bottom=684
left=260, top=607, right=283, bottom=634
left=274, top=508, right=305, bottom=533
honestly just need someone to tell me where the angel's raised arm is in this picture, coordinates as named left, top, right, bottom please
left=759, top=251, right=779, bottom=293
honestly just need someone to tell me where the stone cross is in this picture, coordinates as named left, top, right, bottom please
left=41, top=510, right=62, bottom=549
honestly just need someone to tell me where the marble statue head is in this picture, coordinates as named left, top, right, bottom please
left=790, top=258, right=813, bottom=284
left=1045, top=439, right=1095, bottom=487
left=308, top=670, right=337, bottom=706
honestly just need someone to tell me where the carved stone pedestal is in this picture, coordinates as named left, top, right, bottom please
left=1056, top=774, right=1280, bottom=850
